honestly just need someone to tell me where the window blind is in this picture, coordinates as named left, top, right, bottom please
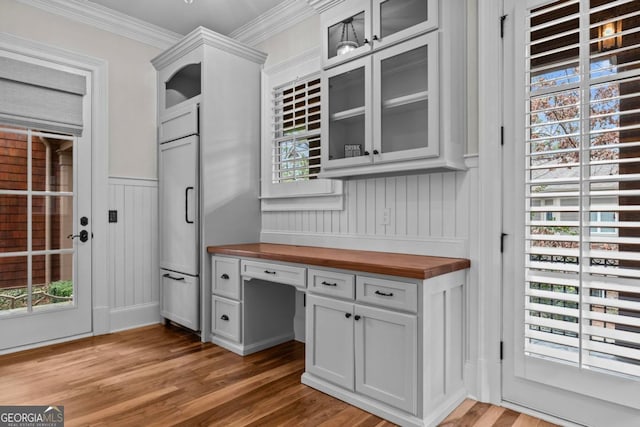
left=271, top=74, right=321, bottom=183
left=0, top=56, right=86, bottom=136
left=525, top=0, right=640, bottom=377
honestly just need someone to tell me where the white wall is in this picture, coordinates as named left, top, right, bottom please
left=254, top=14, right=321, bottom=68
left=0, top=0, right=161, bottom=179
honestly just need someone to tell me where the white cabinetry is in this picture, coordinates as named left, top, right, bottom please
left=306, top=294, right=417, bottom=414
left=152, top=28, right=266, bottom=334
left=321, top=0, right=438, bottom=68
left=318, top=0, right=466, bottom=178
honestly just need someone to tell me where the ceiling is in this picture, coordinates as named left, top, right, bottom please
left=88, top=0, right=287, bottom=36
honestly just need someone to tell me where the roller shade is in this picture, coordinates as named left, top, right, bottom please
left=0, top=56, right=86, bottom=136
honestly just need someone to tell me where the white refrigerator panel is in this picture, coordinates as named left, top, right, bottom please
left=159, top=135, right=199, bottom=275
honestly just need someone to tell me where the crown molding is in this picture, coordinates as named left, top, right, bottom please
left=228, top=0, right=316, bottom=47
left=151, top=27, right=267, bottom=70
left=306, top=0, right=345, bottom=13
left=15, top=0, right=182, bottom=50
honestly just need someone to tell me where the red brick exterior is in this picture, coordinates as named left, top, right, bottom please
left=0, top=129, right=64, bottom=289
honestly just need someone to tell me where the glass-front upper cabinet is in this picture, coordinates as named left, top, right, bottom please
left=373, top=32, right=439, bottom=163
left=322, top=32, right=438, bottom=172
left=372, top=0, right=438, bottom=49
left=322, top=56, right=372, bottom=169
left=321, top=0, right=438, bottom=68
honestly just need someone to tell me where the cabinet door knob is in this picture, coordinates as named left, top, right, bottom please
left=364, top=150, right=370, bottom=156
left=372, top=35, right=379, bottom=41
left=374, top=290, right=394, bottom=297
left=373, top=149, right=379, bottom=155
left=220, top=314, right=229, bottom=321
left=363, top=38, right=370, bottom=45
left=345, top=313, right=352, bottom=319
left=220, top=273, right=230, bottom=280
left=354, top=315, right=361, bottom=321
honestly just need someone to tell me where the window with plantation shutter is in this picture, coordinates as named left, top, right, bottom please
left=272, top=74, right=321, bottom=183
left=525, top=0, right=640, bottom=377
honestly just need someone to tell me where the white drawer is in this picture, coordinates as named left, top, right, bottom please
left=159, top=103, right=198, bottom=143
left=212, top=256, right=241, bottom=299
left=308, top=268, right=354, bottom=300
left=241, top=260, right=306, bottom=289
left=212, top=296, right=241, bottom=342
left=356, top=276, right=418, bottom=313
left=161, top=270, right=199, bottom=330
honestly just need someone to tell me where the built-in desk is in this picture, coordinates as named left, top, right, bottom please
left=206, top=243, right=470, bottom=427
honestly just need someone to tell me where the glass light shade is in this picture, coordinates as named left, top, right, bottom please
left=337, top=40, right=358, bottom=56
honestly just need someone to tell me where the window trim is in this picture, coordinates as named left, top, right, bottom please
left=261, top=48, right=343, bottom=212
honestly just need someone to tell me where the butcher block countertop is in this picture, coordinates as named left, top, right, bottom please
left=207, top=243, right=470, bottom=280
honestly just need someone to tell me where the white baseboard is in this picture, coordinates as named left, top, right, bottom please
left=261, top=231, right=468, bottom=258
left=110, top=302, right=161, bottom=333
left=93, top=305, right=110, bottom=335
left=211, top=333, right=295, bottom=356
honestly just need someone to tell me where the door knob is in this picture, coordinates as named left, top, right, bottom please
left=67, top=230, right=89, bottom=242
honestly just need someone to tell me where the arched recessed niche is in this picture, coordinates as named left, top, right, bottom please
left=165, top=63, right=201, bottom=109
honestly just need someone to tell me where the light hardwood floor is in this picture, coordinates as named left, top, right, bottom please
left=0, top=324, right=557, bottom=426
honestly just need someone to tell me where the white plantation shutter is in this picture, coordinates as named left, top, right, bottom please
left=525, top=0, right=640, bottom=377
left=272, top=74, right=321, bottom=183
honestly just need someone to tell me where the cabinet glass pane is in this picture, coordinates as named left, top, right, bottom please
left=379, top=0, right=428, bottom=39
left=381, top=45, right=428, bottom=154
left=327, top=11, right=366, bottom=60
left=329, top=67, right=366, bottom=161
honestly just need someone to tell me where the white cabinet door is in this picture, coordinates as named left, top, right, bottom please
left=306, top=295, right=355, bottom=390
left=371, top=0, right=438, bottom=49
left=321, top=0, right=372, bottom=68
left=322, top=55, right=373, bottom=170
left=372, top=32, right=439, bottom=164
left=159, top=136, right=199, bottom=275
left=355, top=304, right=417, bottom=414
left=161, top=270, right=199, bottom=330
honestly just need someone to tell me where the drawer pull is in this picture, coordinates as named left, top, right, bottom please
left=345, top=313, right=352, bottom=318
left=220, top=273, right=230, bottom=280
left=264, top=270, right=277, bottom=275
left=220, top=314, right=229, bottom=321
left=354, top=315, right=361, bottom=321
left=375, top=290, right=394, bottom=297
left=163, top=273, right=185, bottom=281
left=321, top=281, right=337, bottom=287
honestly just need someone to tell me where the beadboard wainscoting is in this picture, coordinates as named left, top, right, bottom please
left=261, top=166, right=475, bottom=259
left=107, top=177, right=160, bottom=332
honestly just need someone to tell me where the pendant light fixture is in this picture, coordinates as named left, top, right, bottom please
left=336, top=17, right=360, bottom=56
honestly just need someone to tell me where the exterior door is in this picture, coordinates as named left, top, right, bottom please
left=0, top=126, right=91, bottom=351
left=502, top=0, right=640, bottom=424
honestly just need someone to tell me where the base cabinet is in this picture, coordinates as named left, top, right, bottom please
left=306, top=294, right=417, bottom=415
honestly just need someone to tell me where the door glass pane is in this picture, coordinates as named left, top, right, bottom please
left=0, top=126, right=75, bottom=318
left=32, top=253, right=73, bottom=311
left=379, top=0, right=428, bottom=39
left=32, top=195, right=73, bottom=251
left=0, top=195, right=27, bottom=253
left=0, top=256, right=28, bottom=313
left=32, top=136, right=73, bottom=192
left=329, top=67, right=366, bottom=161
left=0, top=129, right=27, bottom=191
left=327, top=11, right=366, bottom=60
left=381, top=45, right=428, bottom=154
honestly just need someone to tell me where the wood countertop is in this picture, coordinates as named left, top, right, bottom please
left=207, top=243, right=470, bottom=280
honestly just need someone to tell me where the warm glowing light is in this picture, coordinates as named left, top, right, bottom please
left=598, top=21, right=622, bottom=51
left=337, top=41, right=358, bottom=56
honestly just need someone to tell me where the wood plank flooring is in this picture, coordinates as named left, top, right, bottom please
left=0, top=324, right=557, bottom=426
